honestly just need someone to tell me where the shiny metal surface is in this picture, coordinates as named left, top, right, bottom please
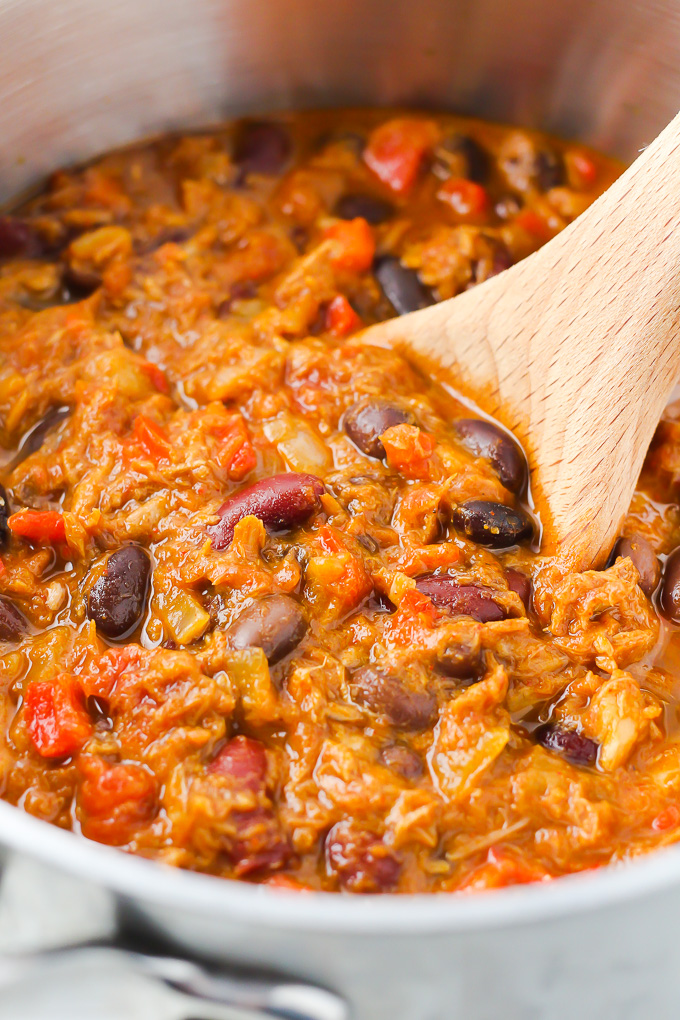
left=1, top=0, right=680, bottom=1017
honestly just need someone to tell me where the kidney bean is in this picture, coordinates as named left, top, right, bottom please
left=609, top=535, right=660, bottom=596
left=439, top=133, right=490, bottom=183
left=14, top=406, right=71, bottom=465
left=379, top=742, right=424, bottom=780
left=0, top=596, right=28, bottom=642
left=325, top=820, right=401, bottom=893
left=435, top=640, right=483, bottom=681
left=415, top=574, right=506, bottom=622
left=209, top=735, right=268, bottom=789
left=452, top=500, right=533, bottom=548
left=334, top=193, right=395, bottom=224
left=343, top=398, right=414, bottom=459
left=660, top=547, right=680, bottom=624
left=0, top=485, right=9, bottom=547
left=349, top=666, right=437, bottom=730
left=506, top=568, right=532, bottom=609
left=227, top=594, right=307, bottom=665
left=535, top=722, right=599, bottom=767
left=87, top=545, right=151, bottom=639
left=233, top=121, right=291, bottom=176
left=455, top=418, right=527, bottom=493
left=0, top=217, right=41, bottom=260
left=375, top=256, right=435, bottom=316
left=210, top=473, right=325, bottom=551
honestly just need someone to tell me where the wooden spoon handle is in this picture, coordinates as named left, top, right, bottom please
left=364, top=110, right=680, bottom=569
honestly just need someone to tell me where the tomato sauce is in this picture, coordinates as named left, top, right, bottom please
left=1, top=109, right=678, bottom=894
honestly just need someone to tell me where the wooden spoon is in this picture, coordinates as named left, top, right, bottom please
left=362, top=112, right=680, bottom=571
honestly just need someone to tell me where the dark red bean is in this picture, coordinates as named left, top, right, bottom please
left=343, top=398, right=414, bottom=459
left=233, top=121, right=291, bottom=176
left=452, top=500, right=533, bottom=548
left=87, top=545, right=151, bottom=639
left=534, top=148, right=564, bottom=191
left=14, top=406, right=70, bottom=465
left=660, top=547, right=680, bottom=624
left=609, top=535, right=660, bottom=596
left=455, top=418, right=527, bottom=493
left=325, top=820, right=401, bottom=893
left=334, top=193, right=394, bottom=224
left=375, top=256, right=435, bottom=316
left=0, top=596, right=28, bottom=642
left=439, top=133, right=490, bottom=183
left=0, top=217, right=41, bottom=261
left=535, top=722, right=599, bottom=767
left=379, top=743, right=423, bottom=780
left=227, top=594, right=307, bottom=665
left=349, top=666, right=437, bottom=730
left=0, top=485, right=9, bottom=547
left=435, top=640, right=482, bottom=681
left=506, top=568, right=532, bottom=609
left=209, top=735, right=268, bottom=789
left=210, top=473, right=325, bottom=551
left=415, top=574, right=506, bottom=622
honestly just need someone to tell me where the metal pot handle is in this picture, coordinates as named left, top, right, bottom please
left=0, top=944, right=349, bottom=1020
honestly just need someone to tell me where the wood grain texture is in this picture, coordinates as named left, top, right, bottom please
left=363, top=112, right=680, bottom=570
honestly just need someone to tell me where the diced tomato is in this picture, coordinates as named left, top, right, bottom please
left=325, top=295, right=362, bottom=336
left=324, top=218, right=375, bottom=273
left=0, top=558, right=5, bottom=578
left=514, top=208, right=552, bottom=242
left=140, top=360, right=170, bottom=394
left=652, top=805, right=680, bottom=832
left=566, top=149, right=599, bottom=190
left=457, top=847, right=551, bottom=893
left=364, top=118, right=440, bottom=194
left=264, top=874, right=311, bottom=892
left=383, top=588, right=438, bottom=647
left=78, top=756, right=157, bottom=845
left=381, top=423, right=435, bottom=480
left=132, top=415, right=171, bottom=462
left=25, top=676, right=92, bottom=759
left=9, top=509, right=66, bottom=545
left=209, top=414, right=257, bottom=481
left=307, top=526, right=373, bottom=613
left=437, top=177, right=489, bottom=218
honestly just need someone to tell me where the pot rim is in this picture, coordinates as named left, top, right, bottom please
left=1, top=799, right=677, bottom=933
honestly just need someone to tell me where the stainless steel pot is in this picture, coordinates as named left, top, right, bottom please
left=1, top=1, right=680, bottom=1017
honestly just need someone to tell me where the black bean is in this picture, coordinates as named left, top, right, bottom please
left=439, top=133, right=490, bottom=184
left=375, top=256, right=435, bottom=316
left=534, top=149, right=564, bottom=191
left=660, top=547, right=680, bottom=624
left=455, top=418, right=527, bottom=493
left=209, top=473, right=325, bottom=551
left=14, top=406, right=71, bottom=465
left=415, top=574, right=506, bottom=622
left=0, top=596, right=28, bottom=642
left=87, top=545, right=151, bottom=639
left=451, top=500, right=533, bottom=548
left=349, top=666, right=437, bottom=730
left=343, top=398, right=414, bottom=459
left=609, top=535, right=660, bottom=596
left=506, top=568, right=532, bottom=610
left=0, top=217, right=40, bottom=261
left=227, top=594, right=307, bottom=665
left=0, top=485, right=9, bottom=548
left=334, top=193, right=394, bottom=225
left=325, top=820, right=401, bottom=893
left=535, top=722, right=599, bottom=767
left=233, top=121, right=291, bottom=176
left=379, top=743, right=423, bottom=780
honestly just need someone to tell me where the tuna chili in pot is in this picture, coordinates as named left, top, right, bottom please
left=0, top=109, right=678, bottom=895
